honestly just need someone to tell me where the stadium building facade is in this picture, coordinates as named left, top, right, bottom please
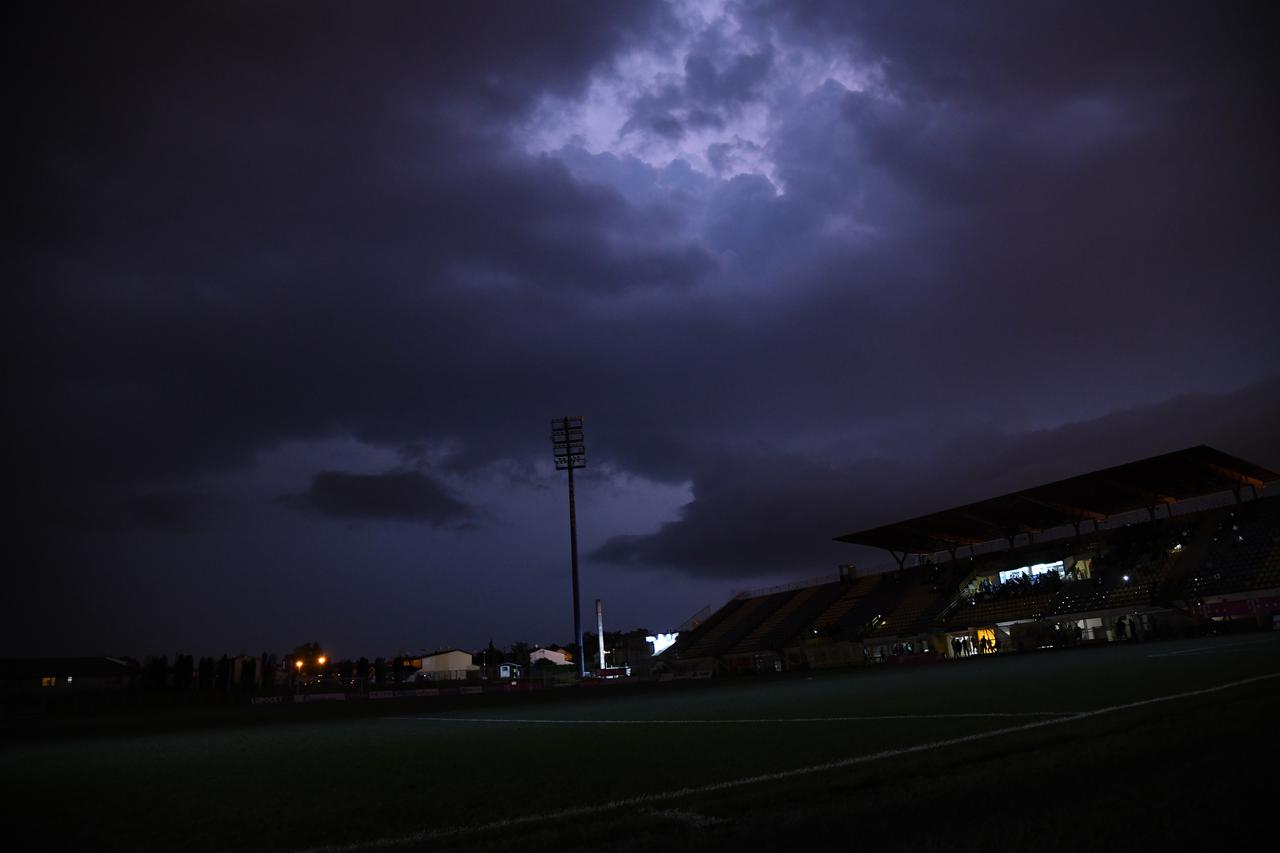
left=661, top=445, right=1280, bottom=675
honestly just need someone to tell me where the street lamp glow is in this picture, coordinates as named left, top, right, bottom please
left=295, top=660, right=304, bottom=670
left=317, top=656, right=327, bottom=666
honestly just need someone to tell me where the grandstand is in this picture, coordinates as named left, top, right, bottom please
left=809, top=573, right=881, bottom=633
left=1187, top=498, right=1280, bottom=598
left=865, top=564, right=962, bottom=638
left=664, top=445, right=1280, bottom=673
left=725, top=583, right=845, bottom=656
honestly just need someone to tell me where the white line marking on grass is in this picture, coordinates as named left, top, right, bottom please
left=300, top=671, right=1280, bottom=853
left=387, top=711, right=1075, bottom=724
left=641, top=808, right=725, bottom=829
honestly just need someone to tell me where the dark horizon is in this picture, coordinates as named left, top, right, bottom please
left=11, top=1, right=1280, bottom=660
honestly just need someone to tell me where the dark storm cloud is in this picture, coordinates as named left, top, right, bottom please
left=14, top=0, right=698, bottom=525
left=594, top=377, right=1280, bottom=577
left=10, top=1, right=1280, bottom=655
left=672, top=0, right=1280, bottom=436
left=20, top=0, right=1272, bottom=522
left=282, top=470, right=473, bottom=526
left=752, top=0, right=1272, bottom=99
left=685, top=44, right=774, bottom=104
left=620, top=35, right=774, bottom=148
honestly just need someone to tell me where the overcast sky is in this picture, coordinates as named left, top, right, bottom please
left=12, top=0, right=1279, bottom=659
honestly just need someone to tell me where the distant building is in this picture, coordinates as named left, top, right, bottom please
left=0, top=657, right=137, bottom=695
left=496, top=662, right=523, bottom=679
left=411, top=649, right=479, bottom=681
left=529, top=648, right=569, bottom=666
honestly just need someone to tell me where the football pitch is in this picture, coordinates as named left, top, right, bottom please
left=5, top=632, right=1278, bottom=852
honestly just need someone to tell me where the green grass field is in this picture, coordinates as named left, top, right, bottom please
left=5, top=632, right=1278, bottom=852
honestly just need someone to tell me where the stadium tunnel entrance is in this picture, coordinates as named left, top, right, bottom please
left=940, top=627, right=1002, bottom=658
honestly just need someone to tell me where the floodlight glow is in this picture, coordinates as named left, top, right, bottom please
left=646, top=632, right=679, bottom=655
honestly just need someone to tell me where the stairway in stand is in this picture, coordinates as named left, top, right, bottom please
left=727, top=585, right=823, bottom=655
left=808, top=576, right=879, bottom=633
left=682, top=595, right=770, bottom=658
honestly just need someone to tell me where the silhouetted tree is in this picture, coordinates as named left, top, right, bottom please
left=482, top=640, right=500, bottom=678
left=289, top=641, right=324, bottom=669
left=239, top=657, right=257, bottom=689
left=173, top=654, right=194, bottom=691
left=144, top=655, right=169, bottom=690
left=391, top=655, right=405, bottom=684
left=197, top=657, right=215, bottom=690
left=507, top=643, right=531, bottom=676
left=260, top=653, right=277, bottom=691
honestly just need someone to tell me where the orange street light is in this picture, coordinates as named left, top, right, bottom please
left=295, top=660, right=304, bottom=670
left=317, top=656, right=327, bottom=666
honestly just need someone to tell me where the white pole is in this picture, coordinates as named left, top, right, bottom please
left=596, top=598, right=606, bottom=671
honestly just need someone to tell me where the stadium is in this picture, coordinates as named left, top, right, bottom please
left=661, top=444, right=1280, bottom=675
left=13, top=1, right=1280, bottom=849
left=4, top=444, right=1277, bottom=852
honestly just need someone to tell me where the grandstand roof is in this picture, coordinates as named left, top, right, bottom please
left=835, top=445, right=1278, bottom=555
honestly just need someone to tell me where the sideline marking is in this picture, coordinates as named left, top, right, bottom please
left=388, top=711, right=1075, bottom=724
left=641, top=807, right=724, bottom=829
left=298, top=671, right=1280, bottom=853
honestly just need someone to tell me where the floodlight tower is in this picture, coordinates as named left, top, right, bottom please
left=596, top=598, right=606, bottom=672
left=551, top=416, right=587, bottom=679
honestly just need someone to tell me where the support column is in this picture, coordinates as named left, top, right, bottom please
left=567, top=457, right=584, bottom=679
left=596, top=599, right=606, bottom=673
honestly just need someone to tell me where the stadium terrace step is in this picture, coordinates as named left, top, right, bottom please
left=1048, top=575, right=1160, bottom=617
left=681, top=593, right=777, bottom=659
left=1186, top=498, right=1280, bottom=598
left=727, top=583, right=846, bottom=655
left=1153, top=508, right=1223, bottom=601
left=870, top=584, right=940, bottom=637
left=907, top=586, right=964, bottom=635
left=666, top=597, right=747, bottom=658
left=809, top=575, right=880, bottom=630
left=945, top=591, right=1057, bottom=628
left=726, top=586, right=818, bottom=655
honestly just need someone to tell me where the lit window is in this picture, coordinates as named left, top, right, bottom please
left=41, top=676, right=56, bottom=687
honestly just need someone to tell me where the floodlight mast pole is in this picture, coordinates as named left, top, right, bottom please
left=596, top=598, right=606, bottom=671
left=551, top=415, right=587, bottom=680
left=566, top=446, right=584, bottom=679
